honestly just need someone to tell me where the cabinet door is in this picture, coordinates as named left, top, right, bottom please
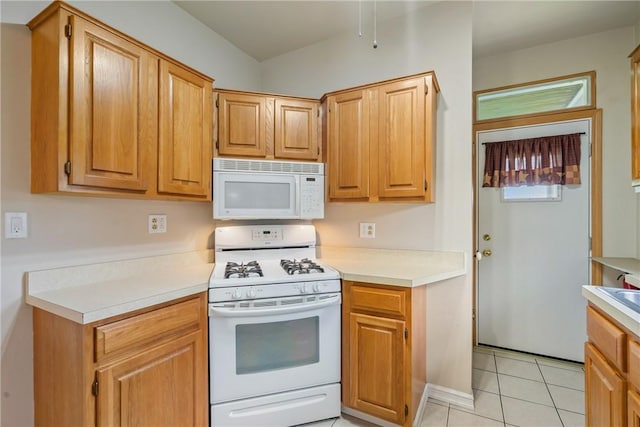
left=631, top=44, right=640, bottom=184
left=274, top=98, right=319, bottom=160
left=218, top=92, right=268, bottom=157
left=158, top=61, right=212, bottom=198
left=376, top=77, right=426, bottom=199
left=69, top=15, right=156, bottom=191
left=348, top=312, right=405, bottom=425
left=327, top=91, right=370, bottom=200
left=585, top=342, right=626, bottom=427
left=630, top=390, right=640, bottom=427
left=96, top=332, right=207, bottom=427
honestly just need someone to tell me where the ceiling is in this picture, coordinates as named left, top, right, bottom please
left=173, top=1, right=640, bottom=62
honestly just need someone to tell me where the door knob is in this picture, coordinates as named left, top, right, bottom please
left=482, top=249, right=492, bottom=257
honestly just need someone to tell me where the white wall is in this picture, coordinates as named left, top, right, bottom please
left=0, top=2, right=261, bottom=425
left=261, top=1, right=474, bottom=395
left=474, top=26, right=637, bottom=270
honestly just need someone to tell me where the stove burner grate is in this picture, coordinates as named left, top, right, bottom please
left=280, top=258, right=325, bottom=275
left=224, top=261, right=263, bottom=279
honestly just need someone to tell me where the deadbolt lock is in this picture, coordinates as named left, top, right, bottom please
left=482, top=249, right=492, bottom=257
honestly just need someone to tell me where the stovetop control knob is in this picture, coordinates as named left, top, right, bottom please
left=313, top=282, right=321, bottom=292
left=300, top=284, right=308, bottom=294
left=231, top=288, right=242, bottom=299
left=247, top=288, right=257, bottom=298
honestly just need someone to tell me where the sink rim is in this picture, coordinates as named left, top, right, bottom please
left=598, top=287, right=640, bottom=313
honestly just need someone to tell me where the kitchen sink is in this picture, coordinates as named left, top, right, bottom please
left=599, top=287, right=640, bottom=313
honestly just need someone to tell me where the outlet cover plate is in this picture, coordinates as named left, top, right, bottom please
left=148, top=214, right=167, bottom=234
left=5, top=212, right=27, bottom=239
left=359, top=222, right=376, bottom=239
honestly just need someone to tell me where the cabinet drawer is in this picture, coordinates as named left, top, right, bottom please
left=629, top=339, right=640, bottom=390
left=587, top=305, right=626, bottom=372
left=350, top=285, right=407, bottom=319
left=95, top=297, right=202, bottom=363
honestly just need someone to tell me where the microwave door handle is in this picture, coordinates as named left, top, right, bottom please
left=209, top=294, right=341, bottom=317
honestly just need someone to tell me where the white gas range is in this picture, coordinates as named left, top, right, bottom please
left=208, top=224, right=341, bottom=427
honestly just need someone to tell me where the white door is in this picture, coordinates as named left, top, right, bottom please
left=476, top=119, right=590, bottom=362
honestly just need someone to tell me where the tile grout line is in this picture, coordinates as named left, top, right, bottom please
left=494, top=350, right=508, bottom=426
left=535, top=358, right=566, bottom=427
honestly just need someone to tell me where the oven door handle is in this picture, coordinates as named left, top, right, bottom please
left=209, top=294, right=341, bottom=317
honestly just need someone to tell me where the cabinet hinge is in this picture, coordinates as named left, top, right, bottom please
left=404, top=328, right=408, bottom=340
left=215, top=95, right=219, bottom=108
left=64, top=23, right=72, bottom=39
left=317, top=147, right=320, bottom=155
left=215, top=140, right=219, bottom=150
left=404, top=404, right=409, bottom=417
left=92, top=379, right=99, bottom=397
left=424, top=180, right=428, bottom=192
left=64, top=161, right=71, bottom=176
left=424, top=80, right=429, bottom=95
left=589, top=143, right=592, bottom=158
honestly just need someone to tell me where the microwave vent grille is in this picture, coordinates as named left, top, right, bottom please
left=214, top=158, right=323, bottom=175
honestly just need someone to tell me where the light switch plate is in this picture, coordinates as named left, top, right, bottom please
left=5, top=212, right=27, bottom=239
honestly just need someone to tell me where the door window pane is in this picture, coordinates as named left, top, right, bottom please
left=236, top=316, right=319, bottom=374
left=502, top=185, right=561, bottom=202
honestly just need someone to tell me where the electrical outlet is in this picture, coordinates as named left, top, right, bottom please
left=359, top=222, right=376, bottom=239
left=5, top=212, right=28, bottom=239
left=148, top=214, right=167, bottom=234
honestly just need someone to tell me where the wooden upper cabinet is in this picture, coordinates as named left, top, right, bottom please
left=630, top=44, right=640, bottom=187
left=324, top=72, right=439, bottom=203
left=327, top=90, right=370, bottom=200
left=215, top=89, right=322, bottom=161
left=28, top=2, right=213, bottom=200
left=217, top=91, right=268, bottom=157
left=275, top=98, right=319, bottom=160
left=377, top=77, right=426, bottom=199
left=69, top=16, right=156, bottom=191
left=158, top=61, right=212, bottom=198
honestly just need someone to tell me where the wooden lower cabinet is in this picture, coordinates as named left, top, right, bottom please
left=348, top=313, right=406, bottom=423
left=629, top=390, right=640, bottom=427
left=33, top=292, right=208, bottom=427
left=585, top=342, right=626, bottom=427
left=342, top=281, right=426, bottom=427
left=584, top=304, right=640, bottom=427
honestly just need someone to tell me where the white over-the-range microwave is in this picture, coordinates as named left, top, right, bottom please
left=212, top=158, right=325, bottom=220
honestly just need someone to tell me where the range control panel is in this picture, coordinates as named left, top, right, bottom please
left=251, top=227, right=282, bottom=241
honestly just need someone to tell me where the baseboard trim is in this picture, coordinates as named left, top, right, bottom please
left=426, top=383, right=475, bottom=410
left=412, top=386, right=429, bottom=427
left=341, top=406, right=398, bottom=427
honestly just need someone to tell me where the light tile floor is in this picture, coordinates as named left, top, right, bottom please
left=303, top=345, right=585, bottom=427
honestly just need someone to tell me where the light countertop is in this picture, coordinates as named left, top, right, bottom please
left=26, top=251, right=213, bottom=324
left=582, top=285, right=640, bottom=337
left=26, top=246, right=466, bottom=324
left=319, top=246, right=466, bottom=287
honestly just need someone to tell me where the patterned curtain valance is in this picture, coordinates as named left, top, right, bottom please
left=482, top=133, right=582, bottom=188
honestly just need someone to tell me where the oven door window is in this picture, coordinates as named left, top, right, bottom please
left=235, top=316, right=319, bottom=374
